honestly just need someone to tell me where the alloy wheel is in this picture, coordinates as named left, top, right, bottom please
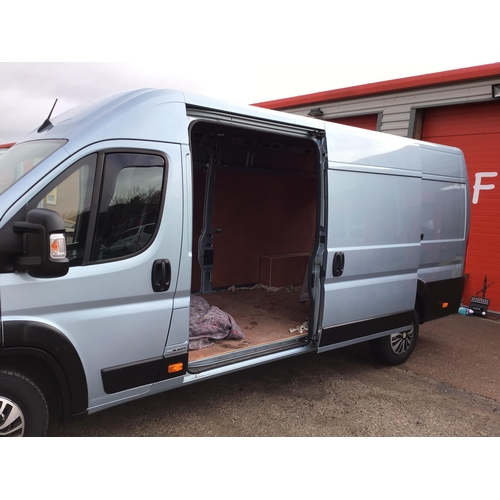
left=0, top=396, right=25, bottom=437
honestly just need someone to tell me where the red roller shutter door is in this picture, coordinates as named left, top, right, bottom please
left=328, top=114, right=378, bottom=131
left=422, top=101, right=500, bottom=312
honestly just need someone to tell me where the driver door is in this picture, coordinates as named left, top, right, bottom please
left=0, top=142, right=184, bottom=410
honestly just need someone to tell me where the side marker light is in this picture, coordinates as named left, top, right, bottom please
left=168, top=363, right=183, bottom=373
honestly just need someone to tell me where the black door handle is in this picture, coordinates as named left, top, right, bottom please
left=333, top=252, right=345, bottom=277
left=152, top=259, right=171, bottom=292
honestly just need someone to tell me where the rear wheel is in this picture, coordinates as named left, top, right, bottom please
left=370, top=311, right=419, bottom=365
left=0, top=370, right=49, bottom=437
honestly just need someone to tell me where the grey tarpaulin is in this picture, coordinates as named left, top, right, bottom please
left=189, top=295, right=244, bottom=350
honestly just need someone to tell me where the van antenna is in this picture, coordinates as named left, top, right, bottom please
left=37, top=99, right=58, bottom=133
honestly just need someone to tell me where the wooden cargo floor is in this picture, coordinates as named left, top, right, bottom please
left=188, top=288, right=310, bottom=362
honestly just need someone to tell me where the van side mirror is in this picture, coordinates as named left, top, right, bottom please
left=13, top=208, right=69, bottom=278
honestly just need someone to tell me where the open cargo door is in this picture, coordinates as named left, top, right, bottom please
left=317, top=126, right=422, bottom=352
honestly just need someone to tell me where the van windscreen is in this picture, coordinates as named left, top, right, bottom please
left=0, top=139, right=67, bottom=195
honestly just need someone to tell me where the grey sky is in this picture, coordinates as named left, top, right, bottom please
left=0, top=62, right=205, bottom=144
left=1, top=0, right=498, bottom=144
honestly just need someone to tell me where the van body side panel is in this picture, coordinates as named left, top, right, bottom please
left=163, top=145, right=192, bottom=352
left=417, top=146, right=469, bottom=321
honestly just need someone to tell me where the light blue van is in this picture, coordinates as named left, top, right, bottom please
left=0, top=89, right=469, bottom=436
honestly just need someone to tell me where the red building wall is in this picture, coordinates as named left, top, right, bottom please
left=422, top=101, right=500, bottom=311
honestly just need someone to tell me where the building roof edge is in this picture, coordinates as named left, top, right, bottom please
left=254, top=63, right=500, bottom=110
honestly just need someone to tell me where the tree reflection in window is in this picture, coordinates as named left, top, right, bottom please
left=93, top=153, right=165, bottom=261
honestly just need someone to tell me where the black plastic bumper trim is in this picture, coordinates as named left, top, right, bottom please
left=418, top=276, right=465, bottom=323
left=101, top=353, right=188, bottom=394
left=320, top=310, right=414, bottom=348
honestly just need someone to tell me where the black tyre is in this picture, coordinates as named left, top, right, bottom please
left=370, top=311, right=419, bottom=366
left=0, top=370, right=49, bottom=437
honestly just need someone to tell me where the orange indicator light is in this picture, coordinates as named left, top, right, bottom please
left=168, top=363, right=183, bottom=373
left=442, top=302, right=449, bottom=308
left=49, top=233, right=67, bottom=259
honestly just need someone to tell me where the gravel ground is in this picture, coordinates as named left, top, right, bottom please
left=47, top=314, right=500, bottom=437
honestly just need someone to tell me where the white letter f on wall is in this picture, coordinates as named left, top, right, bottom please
left=473, top=172, right=498, bottom=204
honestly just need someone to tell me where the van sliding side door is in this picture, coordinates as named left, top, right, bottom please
left=318, top=153, right=422, bottom=352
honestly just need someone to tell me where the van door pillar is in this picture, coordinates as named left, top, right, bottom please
left=198, top=155, right=219, bottom=293
left=308, top=129, right=328, bottom=342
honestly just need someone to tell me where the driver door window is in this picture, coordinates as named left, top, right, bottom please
left=91, top=153, right=165, bottom=262
left=31, top=151, right=166, bottom=266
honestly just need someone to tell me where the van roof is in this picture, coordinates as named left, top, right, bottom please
left=19, top=89, right=326, bottom=153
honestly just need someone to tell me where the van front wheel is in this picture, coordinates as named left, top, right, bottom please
left=370, top=311, right=419, bottom=365
left=0, top=370, right=49, bottom=437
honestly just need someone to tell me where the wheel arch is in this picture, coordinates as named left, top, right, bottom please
left=1, top=320, right=88, bottom=421
left=0, top=348, right=71, bottom=421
